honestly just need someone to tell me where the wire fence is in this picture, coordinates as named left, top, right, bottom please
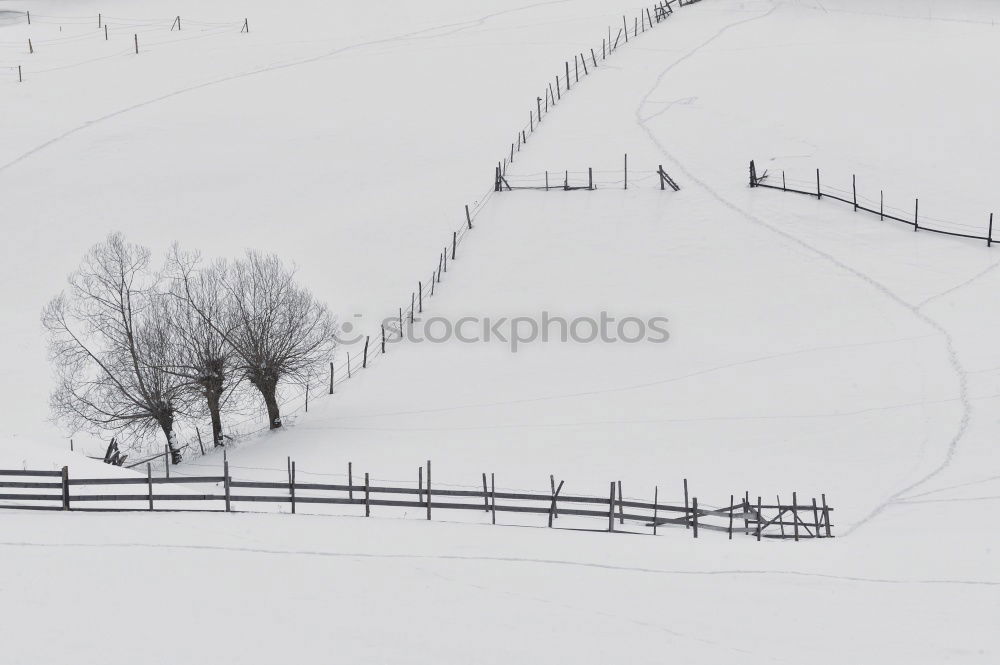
left=0, top=463, right=835, bottom=541
left=749, top=161, right=996, bottom=246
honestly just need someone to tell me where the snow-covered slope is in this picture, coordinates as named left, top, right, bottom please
left=3, top=0, right=1000, bottom=663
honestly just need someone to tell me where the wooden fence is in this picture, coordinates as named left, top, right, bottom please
left=495, top=161, right=680, bottom=192
left=0, top=462, right=834, bottom=540
left=749, top=160, right=995, bottom=246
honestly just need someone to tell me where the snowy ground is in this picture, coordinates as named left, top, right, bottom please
left=3, top=0, right=1000, bottom=662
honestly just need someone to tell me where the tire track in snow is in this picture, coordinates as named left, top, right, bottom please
left=631, top=2, right=972, bottom=536
left=0, top=0, right=571, bottom=175
left=1, top=539, right=997, bottom=586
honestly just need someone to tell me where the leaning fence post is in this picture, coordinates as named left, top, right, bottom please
left=660, top=165, right=665, bottom=190
left=821, top=493, right=832, bottom=537
left=482, top=473, right=489, bottom=512
left=989, top=213, right=994, bottom=248
left=465, top=204, right=472, bottom=230
left=812, top=498, right=821, bottom=538
left=61, top=465, right=70, bottom=511
left=692, top=497, right=699, bottom=538
left=853, top=174, right=857, bottom=211
left=147, top=463, right=153, bottom=511
left=362, top=336, right=369, bottom=368
left=756, top=496, right=762, bottom=541
left=617, top=480, right=624, bottom=524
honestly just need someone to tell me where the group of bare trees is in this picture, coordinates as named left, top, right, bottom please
left=42, top=234, right=337, bottom=463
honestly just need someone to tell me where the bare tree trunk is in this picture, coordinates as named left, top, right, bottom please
left=157, top=413, right=182, bottom=464
left=251, top=377, right=282, bottom=429
left=205, top=388, right=224, bottom=446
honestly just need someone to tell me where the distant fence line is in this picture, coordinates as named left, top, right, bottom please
left=0, top=461, right=835, bottom=541
left=749, top=161, right=995, bottom=246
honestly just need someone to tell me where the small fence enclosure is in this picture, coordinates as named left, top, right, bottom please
left=0, top=465, right=834, bottom=541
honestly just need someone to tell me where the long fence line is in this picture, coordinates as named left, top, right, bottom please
left=133, top=0, right=696, bottom=462
left=496, top=0, right=680, bottom=180
left=0, top=462, right=835, bottom=541
left=749, top=160, right=996, bottom=246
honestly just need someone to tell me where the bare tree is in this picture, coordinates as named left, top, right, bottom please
left=42, top=233, right=189, bottom=462
left=161, top=248, right=239, bottom=447
left=214, top=251, right=336, bottom=429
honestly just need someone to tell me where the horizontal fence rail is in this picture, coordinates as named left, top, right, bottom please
left=749, top=160, right=995, bottom=246
left=0, top=462, right=834, bottom=541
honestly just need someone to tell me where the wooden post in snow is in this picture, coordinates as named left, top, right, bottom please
left=989, top=213, right=994, bottom=248
left=452, top=231, right=457, bottom=260
left=482, top=473, right=489, bottom=511
left=792, top=491, right=800, bottom=541
left=652, top=486, right=659, bottom=535
left=608, top=481, right=615, bottom=532
left=914, top=198, right=919, bottom=232
left=465, top=204, right=472, bottom=229
left=816, top=169, right=821, bottom=199
left=329, top=362, right=334, bottom=394
left=348, top=462, right=353, bottom=500
left=147, top=463, right=154, bottom=511
left=134, top=33, right=139, bottom=54
left=290, top=460, right=296, bottom=514
left=490, top=473, right=496, bottom=524
left=364, top=472, right=370, bottom=516
left=683, top=478, right=689, bottom=528
left=362, top=336, right=369, bottom=368
left=224, top=459, right=231, bottom=512
left=853, top=174, right=857, bottom=211
left=692, top=497, right=699, bottom=538
left=624, top=153, right=628, bottom=190
left=565, top=61, right=571, bottom=90
left=426, top=460, right=432, bottom=520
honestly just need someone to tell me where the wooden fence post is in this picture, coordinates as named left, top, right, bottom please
left=683, top=478, right=689, bottom=529
left=608, top=482, right=615, bottom=532
left=197, top=428, right=205, bottom=455
left=490, top=473, right=497, bottom=523
left=348, top=462, right=353, bottom=500
left=364, top=472, right=370, bottom=517
left=418, top=466, right=423, bottom=505
left=224, top=459, right=231, bottom=512
left=452, top=231, right=457, bottom=260
left=147, top=463, right=153, bottom=511
left=329, top=361, right=334, bottom=394
left=165, top=445, right=170, bottom=478
left=989, top=213, right=994, bottom=248
left=660, top=164, right=665, bottom=190
left=590, top=48, right=598, bottom=68
left=381, top=324, right=386, bottom=353
left=482, top=473, right=489, bottom=511
left=792, top=491, right=800, bottom=541
left=756, top=496, right=762, bottom=541
left=305, top=385, right=309, bottom=413
left=853, top=174, right=857, bottom=211
left=776, top=495, right=785, bottom=537
left=60, top=466, right=70, bottom=511
left=362, top=336, right=369, bottom=368
left=617, top=480, right=624, bottom=524
left=880, top=190, right=884, bottom=220
left=537, top=96, right=542, bottom=123
left=782, top=170, right=786, bottom=191
left=134, top=33, right=138, bottom=54
left=728, top=494, right=734, bottom=539
left=914, top=198, right=919, bottom=232
left=465, top=204, right=472, bottom=230
left=418, top=282, right=423, bottom=313
left=624, top=153, right=628, bottom=190
left=821, top=493, right=832, bottom=537
left=565, top=61, right=570, bottom=90
left=816, top=169, right=821, bottom=199
left=426, top=460, right=432, bottom=520
left=652, top=486, right=658, bottom=535
left=623, top=15, right=628, bottom=43
left=812, top=498, right=821, bottom=538
left=290, top=460, right=296, bottom=514
left=692, top=497, right=699, bottom=538
left=589, top=167, right=593, bottom=190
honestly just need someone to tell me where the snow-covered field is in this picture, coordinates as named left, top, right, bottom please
left=3, top=0, right=1000, bottom=662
